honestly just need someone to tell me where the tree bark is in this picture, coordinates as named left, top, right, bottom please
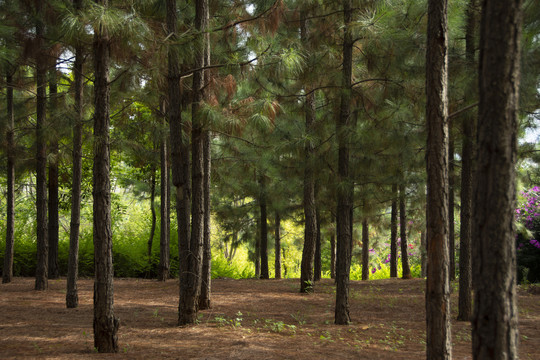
left=390, top=184, right=398, bottom=278
left=259, top=176, right=269, bottom=279
left=335, top=0, right=353, bottom=325
left=255, top=215, right=261, bottom=278
left=399, top=184, right=411, bottom=279
left=300, top=12, right=317, bottom=291
left=147, top=168, right=157, bottom=263
left=330, top=233, right=336, bottom=280
left=472, top=1, right=522, bottom=358
left=457, top=0, right=477, bottom=322
left=35, top=0, right=48, bottom=291
left=3, top=70, right=15, bottom=284
left=48, top=66, right=60, bottom=280
left=425, top=0, right=452, bottom=358
left=314, top=208, right=322, bottom=281
left=158, top=113, right=170, bottom=281
left=448, top=121, right=455, bottom=282
left=92, top=0, right=119, bottom=351
left=274, top=212, right=282, bottom=279
left=67, top=11, right=84, bottom=306
left=361, top=219, right=369, bottom=281
left=199, top=130, right=212, bottom=309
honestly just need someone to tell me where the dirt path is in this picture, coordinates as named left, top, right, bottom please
left=0, top=277, right=538, bottom=359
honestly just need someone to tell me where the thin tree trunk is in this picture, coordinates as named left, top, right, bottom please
left=147, top=168, right=157, bottom=262
left=330, top=233, right=336, bottom=279
left=300, top=12, right=317, bottom=291
left=390, top=184, right=398, bottom=278
left=457, top=0, right=477, bottom=322
left=259, top=176, right=269, bottom=279
left=92, top=0, right=119, bottom=351
left=35, top=0, right=48, bottom=291
left=425, top=0, right=452, bottom=357
left=448, top=120, right=455, bottom=282
left=66, top=13, right=84, bottom=306
left=274, top=212, right=281, bottom=279
left=255, top=215, right=261, bottom=278
left=48, top=66, right=59, bottom=280
left=361, top=219, right=369, bottom=281
left=314, top=208, right=322, bottom=281
left=3, top=70, right=15, bottom=284
left=472, top=1, right=522, bottom=358
left=335, top=0, right=353, bottom=325
left=199, top=130, right=212, bottom=309
left=158, top=104, right=170, bottom=281
left=399, top=184, right=411, bottom=279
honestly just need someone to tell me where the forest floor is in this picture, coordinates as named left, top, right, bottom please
left=0, top=277, right=539, bottom=359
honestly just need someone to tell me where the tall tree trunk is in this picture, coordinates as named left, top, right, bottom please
left=199, top=130, right=212, bottom=309
left=259, top=176, right=269, bottom=279
left=274, top=212, right=281, bottom=279
left=330, top=233, right=336, bottom=280
left=92, top=0, right=119, bottom=351
left=67, top=10, right=84, bottom=306
left=314, top=208, right=322, bottom=281
left=361, top=219, right=369, bottom=281
left=399, top=184, right=411, bottom=279
left=3, top=70, right=15, bottom=284
left=390, top=184, right=398, bottom=278
left=167, top=0, right=192, bottom=325
left=448, top=122, right=455, bottom=282
left=335, top=0, right=353, bottom=325
left=35, top=0, right=48, bottom=291
left=147, top=168, right=157, bottom=262
left=300, top=12, right=317, bottom=291
left=255, top=216, right=261, bottom=278
left=457, top=0, right=477, bottom=322
left=159, top=124, right=170, bottom=281
left=472, top=1, right=522, bottom=358
left=48, top=66, right=59, bottom=279
left=425, top=0, right=452, bottom=358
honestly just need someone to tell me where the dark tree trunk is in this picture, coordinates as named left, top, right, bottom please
left=314, top=208, right=322, bottom=281
left=274, top=212, right=282, bottom=279
left=361, top=219, right=369, bottom=281
left=457, top=0, right=477, bottom=322
left=147, top=168, right=157, bottom=262
left=472, top=1, right=522, bottom=358
left=67, top=13, right=84, bottom=306
left=300, top=12, right=317, bottom=291
left=399, top=184, right=411, bottom=279
left=3, top=70, right=15, bottom=284
left=255, top=216, right=261, bottom=278
left=259, top=176, right=269, bottom=279
left=425, top=0, right=452, bottom=357
left=158, top=118, right=170, bottom=281
left=92, top=1, right=119, bottom=351
left=199, top=130, right=212, bottom=309
left=448, top=122, right=455, bottom=282
left=330, top=233, right=336, bottom=279
left=35, top=0, right=48, bottom=291
left=335, top=0, right=353, bottom=325
left=390, top=184, right=398, bottom=278
left=48, top=67, right=59, bottom=280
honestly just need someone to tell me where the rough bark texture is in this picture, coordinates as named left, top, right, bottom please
left=3, top=71, right=15, bottom=284
left=448, top=122, right=455, bottom=281
left=92, top=1, right=119, bottom=351
left=335, top=0, right=353, bottom=325
left=390, top=184, right=398, bottom=278
left=158, top=120, right=170, bottom=282
left=472, top=0, right=522, bottom=358
left=274, top=213, right=282, bottom=279
left=199, top=130, right=212, bottom=309
left=48, top=69, right=60, bottom=280
left=259, top=176, right=269, bottom=279
left=147, top=169, right=157, bottom=261
left=314, top=208, right=322, bottom=282
left=300, top=13, right=317, bottom=291
left=399, top=184, right=411, bottom=279
left=67, top=22, right=84, bottom=307
left=330, top=233, right=336, bottom=279
left=457, top=0, right=477, bottom=322
left=361, top=219, right=369, bottom=281
left=425, top=0, right=452, bottom=358
left=35, top=0, right=48, bottom=291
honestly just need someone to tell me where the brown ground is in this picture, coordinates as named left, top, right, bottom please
left=0, top=277, right=538, bottom=359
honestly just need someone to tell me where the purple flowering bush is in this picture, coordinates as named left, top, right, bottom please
left=515, top=186, right=540, bottom=283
